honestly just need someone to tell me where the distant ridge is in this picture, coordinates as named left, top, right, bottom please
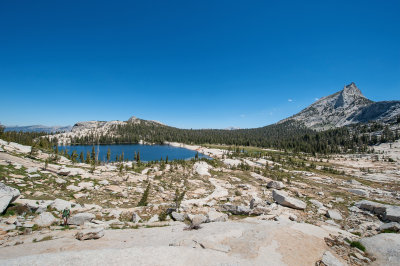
left=5, top=125, right=72, bottom=133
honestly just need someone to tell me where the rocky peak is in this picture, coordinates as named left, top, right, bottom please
left=334, top=82, right=368, bottom=109
left=342, top=82, right=363, bottom=98
left=127, top=116, right=140, bottom=123
left=277, top=82, right=399, bottom=130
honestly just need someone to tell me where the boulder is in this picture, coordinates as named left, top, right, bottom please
left=310, top=199, right=325, bottom=209
left=355, top=200, right=400, bottom=223
left=33, top=212, right=57, bottom=227
left=132, top=212, right=142, bottom=223
left=99, top=180, right=109, bottom=186
left=148, top=214, right=159, bottom=223
left=68, top=213, right=95, bottom=226
left=75, top=227, right=104, bottom=241
left=50, top=199, right=72, bottom=211
left=55, top=178, right=66, bottom=184
left=57, top=168, right=70, bottom=176
left=0, top=223, right=16, bottom=231
left=355, top=200, right=386, bottom=215
left=321, top=251, right=347, bottom=266
left=326, top=210, right=343, bottom=221
left=220, top=203, right=251, bottom=215
left=207, top=210, right=228, bottom=222
left=14, top=199, right=52, bottom=213
left=361, top=233, right=400, bottom=265
left=0, top=182, right=20, bottom=213
left=171, top=212, right=185, bottom=222
left=266, top=181, right=285, bottom=190
left=26, top=167, right=38, bottom=173
left=348, top=189, right=369, bottom=197
left=250, top=206, right=271, bottom=216
left=384, top=205, right=400, bottom=223
left=190, top=214, right=207, bottom=228
left=66, top=185, right=82, bottom=192
left=379, top=222, right=400, bottom=232
left=272, top=190, right=306, bottom=210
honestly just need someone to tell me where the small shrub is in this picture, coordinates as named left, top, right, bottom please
left=350, top=241, right=366, bottom=252
left=381, top=229, right=397, bottom=234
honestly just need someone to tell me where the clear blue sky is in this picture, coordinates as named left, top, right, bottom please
left=1, top=0, right=399, bottom=129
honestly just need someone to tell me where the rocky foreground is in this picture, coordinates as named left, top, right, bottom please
left=0, top=139, right=399, bottom=265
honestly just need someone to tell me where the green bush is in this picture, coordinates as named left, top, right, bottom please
left=350, top=241, right=366, bottom=252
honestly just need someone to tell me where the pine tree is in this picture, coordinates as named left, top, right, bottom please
left=137, top=182, right=150, bottom=206
left=80, top=152, right=84, bottom=163
left=91, top=146, right=96, bottom=163
left=166, top=155, right=168, bottom=164
left=71, top=150, right=78, bottom=164
left=137, top=151, right=141, bottom=162
left=107, top=148, right=111, bottom=163
left=85, top=151, right=91, bottom=164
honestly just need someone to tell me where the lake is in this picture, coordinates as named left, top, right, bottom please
left=58, top=144, right=210, bottom=162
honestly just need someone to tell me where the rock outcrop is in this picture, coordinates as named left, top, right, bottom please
left=0, top=182, right=20, bottom=213
left=75, top=227, right=105, bottom=240
left=361, top=233, right=400, bottom=265
left=32, top=212, right=57, bottom=227
left=272, top=190, right=306, bottom=210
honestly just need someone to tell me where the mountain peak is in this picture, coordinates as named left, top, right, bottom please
left=342, top=82, right=364, bottom=98
left=127, top=116, right=139, bottom=123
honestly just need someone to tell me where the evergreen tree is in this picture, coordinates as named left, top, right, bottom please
left=91, top=146, right=96, bottom=163
left=85, top=151, right=91, bottom=164
left=80, top=152, right=84, bottom=163
left=71, top=150, right=78, bottom=164
left=137, top=182, right=150, bottom=206
left=137, top=151, right=141, bottom=162
left=106, top=148, right=111, bottom=163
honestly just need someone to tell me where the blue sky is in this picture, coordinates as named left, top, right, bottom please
left=1, top=0, right=399, bottom=129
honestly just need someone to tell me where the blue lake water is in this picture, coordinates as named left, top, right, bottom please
left=58, top=144, right=210, bottom=162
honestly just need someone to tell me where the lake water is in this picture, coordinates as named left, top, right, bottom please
left=58, top=144, right=210, bottom=162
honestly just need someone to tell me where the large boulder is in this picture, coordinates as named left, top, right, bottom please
left=220, top=203, right=251, bottom=215
left=379, top=222, right=400, bottom=232
left=0, top=182, right=20, bottom=213
left=348, top=189, right=369, bottom=197
left=385, top=205, right=400, bottom=223
left=190, top=214, right=207, bottom=229
left=272, top=190, right=306, bottom=210
left=355, top=200, right=400, bottom=223
left=50, top=199, right=74, bottom=211
left=132, top=212, right=142, bottom=223
left=207, top=210, right=228, bottom=222
left=171, top=212, right=185, bottom=222
left=33, top=212, right=57, bottom=227
left=14, top=199, right=53, bottom=213
left=69, top=213, right=96, bottom=225
left=26, top=167, right=38, bottom=174
left=355, top=200, right=386, bottom=215
left=326, top=210, right=343, bottom=221
left=266, top=181, right=285, bottom=190
left=75, top=227, right=104, bottom=240
left=361, top=233, right=400, bottom=265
